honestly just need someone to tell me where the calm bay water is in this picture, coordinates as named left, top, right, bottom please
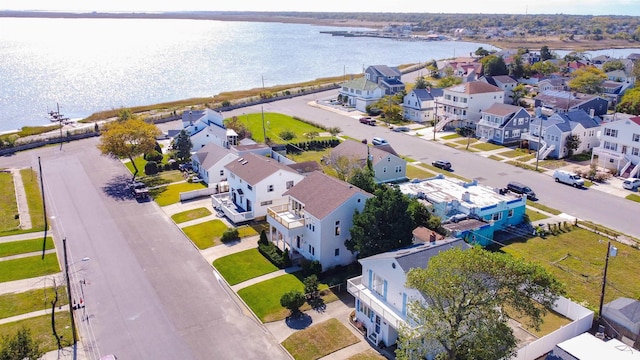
left=0, top=17, right=498, bottom=132
left=1, top=17, right=638, bottom=133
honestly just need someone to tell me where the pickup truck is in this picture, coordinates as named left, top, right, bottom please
left=130, top=181, right=149, bottom=199
left=359, top=117, right=375, bottom=126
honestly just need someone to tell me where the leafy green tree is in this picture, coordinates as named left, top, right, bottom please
left=346, top=186, right=414, bottom=258
left=396, top=247, right=563, bottom=360
left=480, top=55, right=508, bottom=76
left=303, top=275, right=319, bottom=299
left=456, top=126, right=475, bottom=150
left=375, top=95, right=403, bottom=124
left=330, top=155, right=357, bottom=181
left=540, top=45, right=553, bottom=61
left=474, top=47, right=490, bottom=57
left=0, top=327, right=43, bottom=360
left=601, top=60, right=626, bottom=73
left=616, top=87, right=640, bottom=115
left=437, top=76, right=462, bottom=88
left=224, top=116, right=252, bottom=139
left=563, top=51, right=586, bottom=62
left=511, top=83, right=529, bottom=106
left=328, top=127, right=341, bottom=137
left=349, top=166, right=377, bottom=194
left=414, top=76, right=430, bottom=90
left=531, top=60, right=560, bottom=76
left=568, top=66, right=607, bottom=94
left=565, top=134, right=582, bottom=157
left=407, top=199, right=432, bottom=228
left=98, top=118, right=160, bottom=179
left=280, top=290, right=306, bottom=317
left=508, top=55, right=525, bottom=79
left=174, top=130, right=193, bottom=162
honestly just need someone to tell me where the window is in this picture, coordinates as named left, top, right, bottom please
left=604, top=128, right=618, bottom=137
left=260, top=200, right=272, bottom=206
left=633, top=134, right=640, bottom=142
left=508, top=209, right=514, bottom=218
left=372, top=273, right=384, bottom=296
left=633, top=147, right=640, bottom=156
left=267, top=184, right=274, bottom=192
left=335, top=248, right=340, bottom=256
left=219, top=170, right=224, bottom=176
left=286, top=181, right=294, bottom=189
left=492, top=212, right=502, bottom=221
left=383, top=167, right=387, bottom=173
left=604, top=141, right=618, bottom=151
left=335, top=221, right=341, bottom=236
left=247, top=184, right=252, bottom=191
left=395, top=165, right=402, bottom=173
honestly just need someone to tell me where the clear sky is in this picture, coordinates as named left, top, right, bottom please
left=1, top=0, right=639, bottom=16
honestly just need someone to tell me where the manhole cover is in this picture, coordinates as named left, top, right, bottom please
left=475, top=177, right=486, bottom=182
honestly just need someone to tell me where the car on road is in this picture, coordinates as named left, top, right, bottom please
left=622, top=178, right=640, bottom=190
left=130, top=181, right=149, bottom=199
left=553, top=170, right=584, bottom=188
left=392, top=126, right=410, bottom=132
left=506, top=181, right=536, bottom=200
left=432, top=160, right=452, bottom=170
left=372, top=137, right=388, bottom=146
left=359, top=117, right=375, bottom=126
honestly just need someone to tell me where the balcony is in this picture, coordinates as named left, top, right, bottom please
left=267, top=204, right=305, bottom=229
left=347, top=276, right=406, bottom=330
left=211, top=192, right=254, bottom=224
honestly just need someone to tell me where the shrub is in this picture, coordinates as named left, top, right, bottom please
left=144, top=150, right=163, bottom=162
left=280, top=290, right=306, bottom=317
left=258, top=229, right=269, bottom=246
left=220, top=228, right=240, bottom=243
left=258, top=242, right=292, bottom=268
left=303, top=275, right=319, bottom=299
left=221, top=100, right=231, bottom=107
left=144, top=161, right=158, bottom=175
left=279, top=130, right=296, bottom=141
left=301, top=259, right=322, bottom=277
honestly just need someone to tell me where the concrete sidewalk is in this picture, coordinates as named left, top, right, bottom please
left=0, top=274, right=63, bottom=295
left=0, top=230, right=48, bottom=243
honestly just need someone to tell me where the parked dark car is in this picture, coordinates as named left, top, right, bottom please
left=392, top=126, right=410, bottom=132
left=130, top=181, right=149, bottom=200
left=506, top=181, right=536, bottom=200
left=432, top=160, right=452, bottom=170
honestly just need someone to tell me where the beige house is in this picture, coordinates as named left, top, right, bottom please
left=330, top=140, right=407, bottom=184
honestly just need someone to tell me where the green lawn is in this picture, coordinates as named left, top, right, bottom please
left=282, top=318, right=360, bottom=360
left=0, top=237, right=54, bottom=258
left=0, top=253, right=60, bottom=283
left=288, top=148, right=333, bottom=164
left=526, top=200, right=562, bottom=215
left=0, top=172, right=19, bottom=232
left=171, top=208, right=212, bottom=224
left=141, top=170, right=186, bottom=188
left=231, top=112, right=326, bottom=143
left=213, top=248, right=278, bottom=285
left=626, top=193, right=640, bottom=203
left=470, top=142, right=503, bottom=151
left=500, top=228, right=640, bottom=312
left=20, top=168, right=46, bottom=232
left=238, top=273, right=338, bottom=322
left=237, top=225, right=259, bottom=238
left=0, top=286, right=67, bottom=319
left=347, top=350, right=386, bottom=360
left=440, top=133, right=461, bottom=140
left=182, top=219, right=228, bottom=249
left=488, top=154, right=504, bottom=161
left=152, top=182, right=208, bottom=206
left=454, top=138, right=478, bottom=147
left=526, top=209, right=549, bottom=222
left=0, top=313, right=73, bottom=353
left=125, top=154, right=172, bottom=176
left=416, top=163, right=471, bottom=182
left=406, top=164, right=436, bottom=180
left=499, top=149, right=533, bottom=159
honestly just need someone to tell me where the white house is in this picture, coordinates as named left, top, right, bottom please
left=592, top=116, right=640, bottom=178
left=402, top=88, right=443, bottom=123
left=527, top=109, right=601, bottom=159
left=436, top=81, right=505, bottom=131
left=365, top=65, right=405, bottom=95
left=330, top=140, right=407, bottom=184
left=347, top=239, right=472, bottom=347
left=480, top=75, right=518, bottom=104
left=191, top=143, right=238, bottom=186
left=338, top=77, right=386, bottom=112
left=181, top=109, right=238, bottom=150
left=211, top=152, right=304, bottom=224
left=266, top=172, right=372, bottom=271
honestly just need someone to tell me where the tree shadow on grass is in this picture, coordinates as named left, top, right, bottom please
left=285, top=312, right=312, bottom=330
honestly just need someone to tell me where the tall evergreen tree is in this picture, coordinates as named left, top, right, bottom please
left=174, top=130, right=193, bottom=162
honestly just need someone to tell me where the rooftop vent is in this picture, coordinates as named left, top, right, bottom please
left=237, top=158, right=244, bottom=162
left=241, top=160, right=248, bottom=165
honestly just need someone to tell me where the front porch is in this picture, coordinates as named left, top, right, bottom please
left=211, top=192, right=254, bottom=224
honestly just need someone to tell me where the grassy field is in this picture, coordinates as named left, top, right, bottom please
left=626, top=193, right=640, bottom=203
left=500, top=227, right=640, bottom=312
left=238, top=273, right=338, bottom=322
left=499, top=149, right=533, bottom=159
left=526, top=209, right=549, bottom=223
left=282, top=318, right=360, bottom=360
left=440, top=133, right=460, bottom=140
left=0, top=286, right=68, bottom=319
left=470, top=142, right=503, bottom=152
left=0, top=237, right=54, bottom=258
left=0, top=171, right=19, bottom=232
left=347, top=350, right=386, bottom=360
left=20, top=168, right=46, bottom=232
left=231, top=112, right=327, bottom=143
left=0, top=313, right=73, bottom=353
left=406, top=164, right=436, bottom=180
left=213, top=248, right=278, bottom=285
left=526, top=200, right=562, bottom=215
left=125, top=154, right=172, bottom=176
left=0, top=253, right=60, bottom=283
left=170, top=208, right=212, bottom=224
left=237, top=225, right=259, bottom=238
left=141, top=170, right=186, bottom=188
left=151, top=182, right=208, bottom=206
left=182, top=219, right=228, bottom=249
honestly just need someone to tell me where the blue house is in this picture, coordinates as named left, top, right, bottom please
left=476, top=103, right=531, bottom=145
left=398, top=175, right=527, bottom=246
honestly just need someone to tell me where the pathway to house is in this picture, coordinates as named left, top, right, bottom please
left=9, top=168, right=32, bottom=229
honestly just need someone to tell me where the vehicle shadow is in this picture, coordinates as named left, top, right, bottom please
left=102, top=174, right=135, bottom=201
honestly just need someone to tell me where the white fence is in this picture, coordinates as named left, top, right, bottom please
left=513, top=296, right=593, bottom=360
left=179, top=187, right=219, bottom=202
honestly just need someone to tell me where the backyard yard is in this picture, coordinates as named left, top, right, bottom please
left=181, top=219, right=229, bottom=249
left=228, top=112, right=330, bottom=144
left=282, top=318, right=360, bottom=360
left=213, top=248, right=278, bottom=285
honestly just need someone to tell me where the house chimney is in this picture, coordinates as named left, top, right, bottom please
left=589, top=108, right=595, bottom=117
left=462, top=191, right=471, bottom=202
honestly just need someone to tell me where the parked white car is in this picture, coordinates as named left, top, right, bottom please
left=622, top=178, right=640, bottom=190
left=553, top=170, right=585, bottom=188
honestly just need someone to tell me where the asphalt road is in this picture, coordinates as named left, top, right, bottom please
left=222, top=87, right=640, bottom=240
left=1, top=140, right=288, bottom=360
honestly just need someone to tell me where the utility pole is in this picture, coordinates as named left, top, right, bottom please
left=261, top=106, right=267, bottom=143
left=535, top=116, right=543, bottom=171
left=62, top=238, right=78, bottom=348
left=598, top=241, right=616, bottom=321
